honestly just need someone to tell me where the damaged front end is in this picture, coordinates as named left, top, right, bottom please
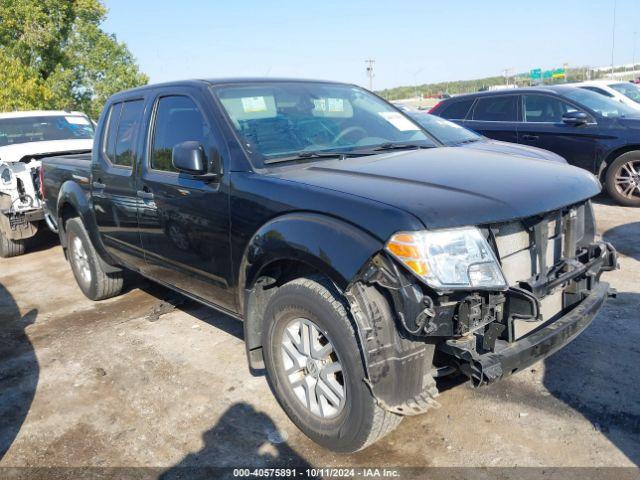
left=0, top=159, right=44, bottom=240
left=347, top=200, right=617, bottom=409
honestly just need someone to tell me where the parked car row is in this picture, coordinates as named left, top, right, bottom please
left=430, top=85, right=640, bottom=206
left=4, top=81, right=639, bottom=259
left=25, top=78, right=617, bottom=452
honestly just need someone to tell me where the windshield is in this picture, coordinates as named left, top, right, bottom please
left=406, top=112, right=482, bottom=145
left=562, top=88, right=639, bottom=118
left=0, top=115, right=94, bottom=146
left=213, top=82, right=436, bottom=163
left=609, top=82, right=640, bottom=104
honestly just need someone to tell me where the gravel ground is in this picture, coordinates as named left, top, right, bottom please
left=0, top=197, right=638, bottom=474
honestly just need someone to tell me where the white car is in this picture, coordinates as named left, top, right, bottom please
left=574, top=80, right=640, bottom=111
left=0, top=110, right=94, bottom=257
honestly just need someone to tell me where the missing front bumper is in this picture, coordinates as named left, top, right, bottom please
left=441, top=281, right=611, bottom=386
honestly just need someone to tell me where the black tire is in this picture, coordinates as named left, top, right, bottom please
left=0, top=230, right=25, bottom=258
left=262, top=276, right=402, bottom=453
left=605, top=151, right=640, bottom=207
left=65, top=217, right=123, bottom=300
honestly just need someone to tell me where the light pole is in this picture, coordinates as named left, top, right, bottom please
left=503, top=68, right=513, bottom=86
left=633, top=31, right=638, bottom=72
left=611, top=0, right=617, bottom=76
left=365, top=59, right=375, bottom=91
left=411, top=68, right=423, bottom=99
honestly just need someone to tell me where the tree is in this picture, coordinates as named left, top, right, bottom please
left=0, top=49, right=51, bottom=110
left=0, top=0, right=148, bottom=118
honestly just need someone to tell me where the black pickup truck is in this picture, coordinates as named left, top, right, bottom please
left=42, top=78, right=618, bottom=452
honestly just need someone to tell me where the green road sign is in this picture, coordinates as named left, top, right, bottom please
left=552, top=68, right=566, bottom=79
left=530, top=68, right=542, bottom=80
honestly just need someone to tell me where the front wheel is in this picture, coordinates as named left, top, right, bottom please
left=262, top=276, right=401, bottom=453
left=605, top=152, right=640, bottom=207
left=66, top=217, right=124, bottom=300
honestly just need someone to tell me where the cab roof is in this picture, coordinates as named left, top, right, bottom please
left=109, top=78, right=352, bottom=97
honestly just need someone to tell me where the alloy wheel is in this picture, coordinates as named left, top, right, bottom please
left=72, top=236, right=91, bottom=284
left=615, top=159, right=640, bottom=200
left=280, top=317, right=346, bottom=419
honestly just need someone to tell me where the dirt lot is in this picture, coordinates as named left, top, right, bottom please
left=0, top=197, right=639, bottom=473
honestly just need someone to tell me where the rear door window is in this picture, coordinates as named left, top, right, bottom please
left=472, top=95, right=519, bottom=121
left=439, top=99, right=474, bottom=120
left=113, top=100, right=145, bottom=167
left=523, top=94, right=578, bottom=123
left=103, top=103, right=122, bottom=163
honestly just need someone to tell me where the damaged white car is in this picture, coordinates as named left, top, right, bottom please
left=0, top=111, right=93, bottom=257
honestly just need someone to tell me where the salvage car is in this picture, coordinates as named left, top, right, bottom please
left=0, top=111, right=93, bottom=257
left=430, top=86, right=640, bottom=206
left=42, top=79, right=617, bottom=452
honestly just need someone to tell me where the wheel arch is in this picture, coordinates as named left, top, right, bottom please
left=239, top=212, right=383, bottom=370
left=56, top=180, right=119, bottom=272
left=598, top=145, right=640, bottom=180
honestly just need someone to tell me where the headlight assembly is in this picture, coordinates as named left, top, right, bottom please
left=385, top=227, right=507, bottom=290
left=1, top=166, right=12, bottom=185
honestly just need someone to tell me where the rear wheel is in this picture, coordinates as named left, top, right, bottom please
left=0, top=230, right=25, bottom=258
left=262, top=276, right=402, bottom=453
left=66, top=217, right=123, bottom=300
left=605, top=152, right=640, bottom=206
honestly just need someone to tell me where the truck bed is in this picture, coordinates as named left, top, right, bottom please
left=41, top=152, right=92, bottom=232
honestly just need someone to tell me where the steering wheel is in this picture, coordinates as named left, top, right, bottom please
left=333, top=126, right=368, bottom=144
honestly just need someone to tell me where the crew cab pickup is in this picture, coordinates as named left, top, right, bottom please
left=42, top=79, right=618, bottom=452
left=0, top=111, right=94, bottom=257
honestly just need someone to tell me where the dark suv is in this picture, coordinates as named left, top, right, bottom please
left=430, top=86, right=640, bottom=206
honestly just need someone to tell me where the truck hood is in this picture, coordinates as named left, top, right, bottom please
left=272, top=147, right=601, bottom=229
left=460, top=139, right=567, bottom=163
left=0, top=139, right=92, bottom=163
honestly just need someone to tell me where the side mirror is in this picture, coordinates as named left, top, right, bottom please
left=172, top=141, right=206, bottom=174
left=562, top=111, right=590, bottom=126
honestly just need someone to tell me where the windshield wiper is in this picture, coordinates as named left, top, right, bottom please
left=263, top=143, right=433, bottom=165
left=263, top=150, right=374, bottom=165
left=453, top=138, right=481, bottom=145
left=370, top=142, right=434, bottom=152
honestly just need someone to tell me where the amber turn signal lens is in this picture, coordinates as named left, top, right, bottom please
left=404, top=259, right=428, bottom=276
left=390, top=233, right=416, bottom=243
left=386, top=242, right=420, bottom=259
left=386, top=233, right=429, bottom=277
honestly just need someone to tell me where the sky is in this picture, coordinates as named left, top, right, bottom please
left=102, top=0, right=640, bottom=91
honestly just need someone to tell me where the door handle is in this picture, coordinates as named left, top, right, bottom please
left=521, top=134, right=539, bottom=141
left=92, top=181, right=106, bottom=189
left=136, top=190, right=154, bottom=200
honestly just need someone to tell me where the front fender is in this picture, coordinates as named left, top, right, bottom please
left=56, top=180, right=119, bottom=271
left=240, top=212, right=383, bottom=369
left=240, top=212, right=382, bottom=296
